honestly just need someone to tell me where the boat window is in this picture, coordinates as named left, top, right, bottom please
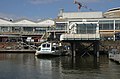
left=42, top=44, right=46, bottom=48
left=47, top=44, right=50, bottom=47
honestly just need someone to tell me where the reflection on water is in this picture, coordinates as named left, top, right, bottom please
left=0, top=53, right=120, bottom=79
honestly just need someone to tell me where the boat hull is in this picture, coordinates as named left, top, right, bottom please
left=35, top=42, right=71, bottom=56
left=35, top=50, right=63, bottom=56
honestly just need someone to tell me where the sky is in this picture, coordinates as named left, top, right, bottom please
left=0, top=0, right=120, bottom=20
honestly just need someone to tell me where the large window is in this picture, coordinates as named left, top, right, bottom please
left=55, top=23, right=67, bottom=30
left=115, top=20, right=120, bottom=30
left=23, top=27, right=33, bottom=32
left=99, top=20, right=114, bottom=30
left=77, top=24, right=97, bottom=34
left=12, top=27, right=21, bottom=32
left=34, top=27, right=46, bottom=33
left=77, top=24, right=86, bottom=34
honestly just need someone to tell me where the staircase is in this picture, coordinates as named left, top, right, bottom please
left=41, top=32, right=51, bottom=41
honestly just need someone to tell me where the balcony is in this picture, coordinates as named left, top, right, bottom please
left=60, top=34, right=100, bottom=41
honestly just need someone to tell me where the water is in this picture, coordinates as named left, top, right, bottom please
left=0, top=53, right=120, bottom=79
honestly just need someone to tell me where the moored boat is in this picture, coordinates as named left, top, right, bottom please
left=109, top=48, right=120, bottom=63
left=35, top=42, right=70, bottom=56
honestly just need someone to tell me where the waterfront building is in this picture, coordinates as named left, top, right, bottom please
left=0, top=7, right=120, bottom=43
left=0, top=18, right=55, bottom=42
left=56, top=8, right=120, bottom=41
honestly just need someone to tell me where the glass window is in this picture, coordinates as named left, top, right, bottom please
left=34, top=27, right=46, bottom=33
left=103, top=24, right=109, bottom=30
left=109, top=24, right=114, bottom=30
left=99, top=20, right=114, bottom=30
left=99, top=23, right=114, bottom=30
left=99, top=24, right=103, bottom=30
left=115, top=20, right=120, bottom=23
left=115, top=20, right=120, bottom=30
left=42, top=44, right=46, bottom=48
left=23, top=27, right=33, bottom=31
left=55, top=23, right=67, bottom=30
left=77, top=24, right=86, bottom=34
left=12, top=27, right=21, bottom=32
left=115, top=23, right=120, bottom=30
left=47, top=44, right=50, bottom=47
left=76, top=24, right=97, bottom=34
left=99, top=20, right=114, bottom=23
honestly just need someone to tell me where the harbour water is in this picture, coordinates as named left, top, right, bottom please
left=0, top=53, right=120, bottom=79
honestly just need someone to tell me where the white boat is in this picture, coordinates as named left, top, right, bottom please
left=109, top=48, right=120, bottom=63
left=35, top=42, right=70, bottom=56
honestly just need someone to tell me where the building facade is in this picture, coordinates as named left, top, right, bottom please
left=0, top=7, right=120, bottom=42
left=56, top=8, right=120, bottom=41
left=0, top=18, right=55, bottom=42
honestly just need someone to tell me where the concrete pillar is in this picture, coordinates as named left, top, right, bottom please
left=93, top=41, right=99, bottom=58
left=94, top=56, right=100, bottom=65
left=73, top=43, right=76, bottom=57
left=113, top=34, right=115, bottom=41
left=71, top=42, right=76, bottom=57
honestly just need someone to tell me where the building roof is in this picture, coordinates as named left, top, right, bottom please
left=104, top=7, right=120, bottom=18
left=107, top=7, right=120, bottom=12
left=0, top=18, right=55, bottom=26
left=60, top=11, right=103, bottom=19
left=0, top=18, right=12, bottom=24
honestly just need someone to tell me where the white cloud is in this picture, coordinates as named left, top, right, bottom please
left=30, top=0, right=59, bottom=4
left=0, top=13, right=27, bottom=20
left=0, top=13, right=15, bottom=19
